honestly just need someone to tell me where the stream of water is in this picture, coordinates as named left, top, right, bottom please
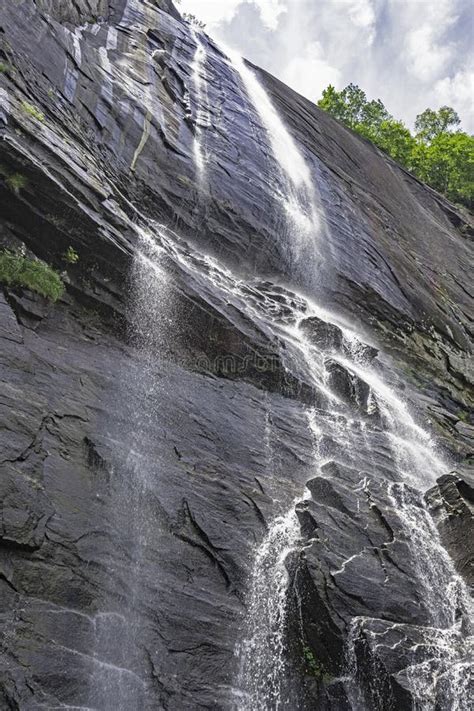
left=190, top=27, right=210, bottom=181
left=221, top=43, right=320, bottom=250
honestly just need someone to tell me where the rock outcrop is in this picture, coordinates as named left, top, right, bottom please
left=426, top=473, right=474, bottom=585
left=0, top=1, right=472, bottom=709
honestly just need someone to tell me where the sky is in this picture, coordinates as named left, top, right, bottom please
left=178, top=0, right=474, bottom=133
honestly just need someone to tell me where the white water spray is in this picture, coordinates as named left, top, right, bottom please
left=236, top=506, right=301, bottom=710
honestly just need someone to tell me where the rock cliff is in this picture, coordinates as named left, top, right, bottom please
left=0, top=1, right=472, bottom=709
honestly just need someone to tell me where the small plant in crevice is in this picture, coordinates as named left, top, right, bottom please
left=63, top=245, right=79, bottom=264
left=0, top=61, right=11, bottom=73
left=183, top=12, right=206, bottom=28
left=21, top=100, right=45, bottom=122
left=5, top=172, right=28, bottom=194
left=302, top=644, right=332, bottom=682
left=0, top=250, right=64, bottom=301
left=46, top=214, right=67, bottom=230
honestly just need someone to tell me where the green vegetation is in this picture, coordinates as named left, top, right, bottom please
left=0, top=250, right=64, bottom=301
left=5, top=172, right=28, bottom=193
left=317, top=84, right=473, bottom=210
left=183, top=12, right=206, bottom=28
left=302, top=645, right=332, bottom=682
left=21, top=101, right=45, bottom=122
left=63, top=246, right=79, bottom=264
left=0, top=61, right=11, bottom=73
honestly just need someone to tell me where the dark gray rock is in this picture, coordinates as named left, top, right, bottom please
left=0, top=0, right=472, bottom=709
left=324, top=358, right=371, bottom=412
left=300, top=316, right=343, bottom=351
left=426, top=473, right=474, bottom=585
left=292, top=460, right=472, bottom=710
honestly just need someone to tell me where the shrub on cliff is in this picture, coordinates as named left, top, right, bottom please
left=0, top=250, right=64, bottom=301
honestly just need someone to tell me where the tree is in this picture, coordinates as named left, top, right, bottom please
left=375, top=120, right=416, bottom=167
left=317, top=85, right=349, bottom=124
left=414, top=106, right=461, bottom=143
left=412, top=132, right=474, bottom=207
left=317, top=84, right=473, bottom=210
left=340, top=84, right=370, bottom=128
left=318, top=84, right=390, bottom=134
left=317, top=84, right=411, bottom=165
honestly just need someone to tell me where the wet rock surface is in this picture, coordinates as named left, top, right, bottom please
left=426, top=473, right=474, bottom=586
left=293, top=459, right=472, bottom=710
left=0, top=1, right=472, bottom=710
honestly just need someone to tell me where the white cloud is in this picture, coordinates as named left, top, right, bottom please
left=348, top=0, right=375, bottom=26
left=180, top=0, right=472, bottom=131
left=252, top=0, right=288, bottom=30
left=282, top=42, right=342, bottom=103
left=178, top=0, right=287, bottom=31
left=406, top=25, right=453, bottom=81
left=317, top=0, right=377, bottom=47
left=434, top=69, right=474, bottom=132
left=403, top=0, right=458, bottom=81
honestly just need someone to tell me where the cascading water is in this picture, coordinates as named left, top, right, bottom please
left=190, top=27, right=210, bottom=180
left=235, top=299, right=471, bottom=710
left=337, top=350, right=473, bottom=710
left=382, top=485, right=473, bottom=710
left=236, top=507, right=301, bottom=710
left=221, top=44, right=320, bottom=249
left=88, top=230, right=173, bottom=710
left=222, top=48, right=311, bottom=191
left=90, top=201, right=471, bottom=710
left=236, top=409, right=324, bottom=711
left=199, top=46, right=473, bottom=711
left=88, top=22, right=469, bottom=710
left=6, top=2, right=471, bottom=709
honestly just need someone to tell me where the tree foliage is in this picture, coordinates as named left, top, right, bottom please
left=317, top=85, right=473, bottom=209
left=415, top=106, right=460, bottom=143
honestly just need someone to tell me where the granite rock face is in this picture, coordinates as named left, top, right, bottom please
left=0, top=1, right=472, bottom=710
left=426, top=473, right=474, bottom=586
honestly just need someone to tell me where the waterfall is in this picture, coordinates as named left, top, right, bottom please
left=236, top=410, right=323, bottom=709
left=190, top=27, right=210, bottom=179
left=88, top=26, right=469, bottom=709
left=236, top=507, right=301, bottom=710
left=222, top=49, right=310, bottom=190
left=196, top=47, right=471, bottom=708
left=93, top=211, right=470, bottom=711
left=383, top=485, right=473, bottom=710
left=234, top=300, right=472, bottom=709
left=142, top=200, right=470, bottom=711
left=88, top=229, right=172, bottom=710
left=221, top=44, right=320, bottom=248
left=338, top=353, right=472, bottom=710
